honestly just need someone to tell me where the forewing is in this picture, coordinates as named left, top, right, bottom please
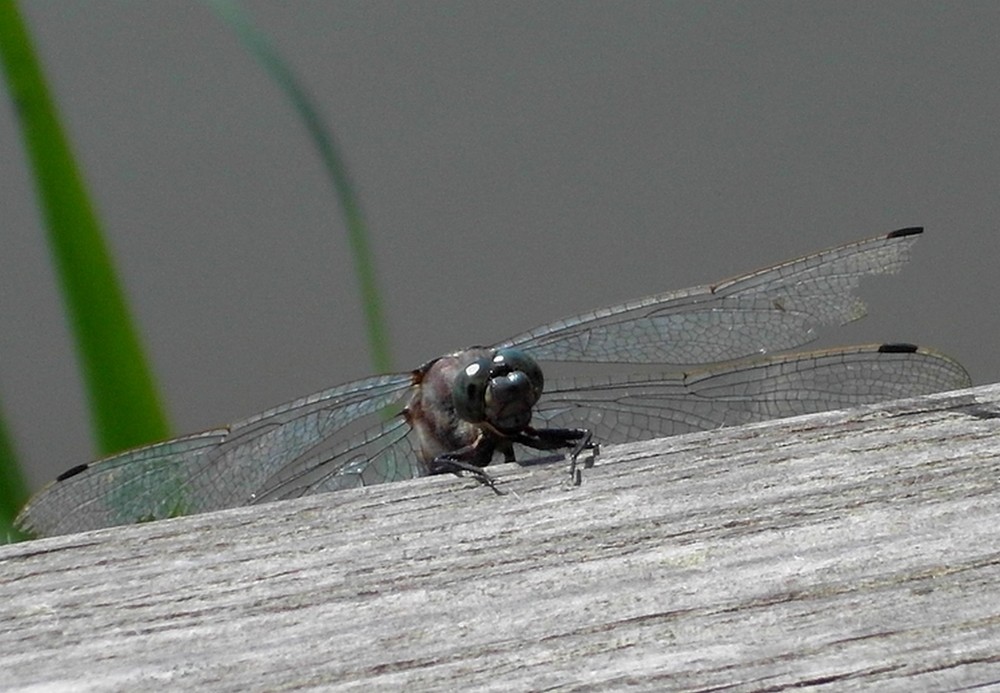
left=530, top=344, right=971, bottom=444
left=17, top=373, right=415, bottom=536
left=503, top=229, right=923, bottom=365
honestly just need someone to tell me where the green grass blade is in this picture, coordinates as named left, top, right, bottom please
left=208, top=0, right=394, bottom=375
left=0, top=393, right=29, bottom=543
left=0, top=0, right=170, bottom=456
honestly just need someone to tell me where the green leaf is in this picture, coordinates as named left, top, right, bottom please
left=0, top=0, right=170, bottom=462
left=0, top=393, right=29, bottom=543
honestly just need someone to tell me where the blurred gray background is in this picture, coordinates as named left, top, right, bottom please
left=3, top=2, right=998, bottom=492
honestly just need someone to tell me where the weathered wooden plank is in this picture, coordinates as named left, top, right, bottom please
left=3, top=384, right=1000, bottom=691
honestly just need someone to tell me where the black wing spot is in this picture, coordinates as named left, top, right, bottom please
left=878, top=343, right=919, bottom=354
left=886, top=226, right=923, bottom=239
left=56, top=463, right=90, bottom=482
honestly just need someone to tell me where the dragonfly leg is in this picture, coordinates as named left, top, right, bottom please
left=513, top=427, right=599, bottom=485
left=514, top=426, right=592, bottom=451
left=428, top=439, right=506, bottom=495
left=568, top=431, right=599, bottom=485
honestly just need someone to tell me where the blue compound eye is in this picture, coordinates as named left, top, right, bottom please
left=450, top=349, right=546, bottom=431
left=451, top=350, right=545, bottom=427
left=452, top=357, right=492, bottom=423
left=491, top=349, right=544, bottom=397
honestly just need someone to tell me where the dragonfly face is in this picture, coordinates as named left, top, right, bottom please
left=450, top=349, right=544, bottom=434
left=406, top=347, right=588, bottom=479
left=17, top=227, right=973, bottom=537
left=406, top=347, right=544, bottom=465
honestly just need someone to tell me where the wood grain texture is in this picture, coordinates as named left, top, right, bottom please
left=3, top=384, right=1000, bottom=691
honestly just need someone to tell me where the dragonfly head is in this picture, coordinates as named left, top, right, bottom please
left=452, top=348, right=544, bottom=434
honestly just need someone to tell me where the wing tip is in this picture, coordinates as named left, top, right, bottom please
left=887, top=226, right=924, bottom=239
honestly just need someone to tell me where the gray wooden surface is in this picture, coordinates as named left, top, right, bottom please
left=3, top=383, right=1000, bottom=692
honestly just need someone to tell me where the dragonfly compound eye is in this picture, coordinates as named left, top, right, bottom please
left=451, top=349, right=545, bottom=428
left=491, top=349, right=544, bottom=396
left=452, top=357, right=492, bottom=423
left=479, top=349, right=545, bottom=433
left=484, top=370, right=539, bottom=432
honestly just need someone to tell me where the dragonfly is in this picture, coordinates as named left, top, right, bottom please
left=17, top=227, right=971, bottom=537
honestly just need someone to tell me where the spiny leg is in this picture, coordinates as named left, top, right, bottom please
left=428, top=439, right=506, bottom=495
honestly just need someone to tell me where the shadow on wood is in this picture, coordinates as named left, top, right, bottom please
left=3, top=384, right=1000, bottom=690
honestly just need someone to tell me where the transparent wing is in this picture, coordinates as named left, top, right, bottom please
left=178, top=373, right=416, bottom=511
left=502, top=229, right=923, bottom=365
left=247, top=416, right=423, bottom=503
left=15, top=429, right=228, bottom=537
left=17, top=229, right=961, bottom=538
left=17, top=373, right=415, bottom=536
left=530, top=344, right=971, bottom=444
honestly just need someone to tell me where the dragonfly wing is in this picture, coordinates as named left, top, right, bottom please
left=530, top=343, right=971, bottom=444
left=17, top=373, right=415, bottom=536
left=16, top=429, right=228, bottom=537
left=503, top=229, right=924, bottom=365
left=168, top=373, right=415, bottom=512
left=249, top=416, right=422, bottom=503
